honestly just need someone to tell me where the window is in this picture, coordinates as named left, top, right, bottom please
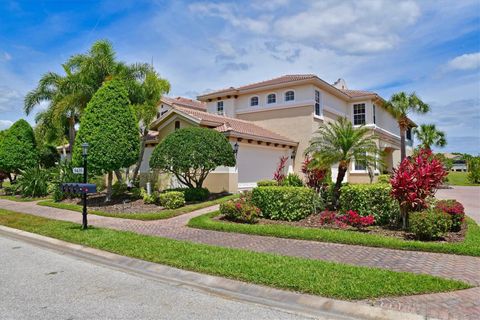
left=373, top=104, right=376, bottom=124
left=175, top=121, right=180, bottom=130
left=250, top=96, right=259, bottom=106
left=217, top=101, right=224, bottom=115
left=355, top=152, right=367, bottom=171
left=406, top=127, right=412, bottom=140
left=353, top=103, right=366, bottom=125
left=267, top=93, right=276, bottom=104
left=285, top=90, right=294, bottom=102
left=314, top=90, right=321, bottom=116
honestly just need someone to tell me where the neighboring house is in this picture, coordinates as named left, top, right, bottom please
left=443, top=153, right=467, bottom=172
left=144, top=74, right=415, bottom=193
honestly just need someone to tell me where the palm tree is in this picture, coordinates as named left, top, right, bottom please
left=384, top=92, right=430, bottom=161
left=414, top=124, right=447, bottom=150
left=305, top=117, right=380, bottom=208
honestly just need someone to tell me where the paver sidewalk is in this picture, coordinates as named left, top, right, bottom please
left=0, top=199, right=479, bottom=319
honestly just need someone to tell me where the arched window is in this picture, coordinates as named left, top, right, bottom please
left=285, top=90, right=294, bottom=102
left=267, top=93, right=276, bottom=104
left=250, top=96, right=259, bottom=106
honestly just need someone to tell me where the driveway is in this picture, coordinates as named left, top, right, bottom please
left=436, top=186, right=480, bottom=223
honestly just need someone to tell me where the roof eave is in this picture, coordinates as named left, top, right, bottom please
left=223, top=131, right=298, bottom=147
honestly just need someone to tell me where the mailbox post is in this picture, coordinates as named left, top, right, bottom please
left=81, top=143, right=89, bottom=230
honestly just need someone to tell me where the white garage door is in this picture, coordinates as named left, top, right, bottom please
left=236, top=143, right=290, bottom=188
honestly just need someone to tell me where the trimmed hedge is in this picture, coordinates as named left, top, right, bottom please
left=251, top=186, right=322, bottom=221
left=410, top=210, right=452, bottom=240
left=158, top=191, right=185, bottom=209
left=256, top=180, right=278, bottom=187
left=164, top=187, right=210, bottom=202
left=339, top=183, right=399, bottom=225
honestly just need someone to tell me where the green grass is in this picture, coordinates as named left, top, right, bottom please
left=188, top=212, right=480, bottom=257
left=447, top=172, right=480, bottom=186
left=0, top=209, right=470, bottom=300
left=0, top=195, right=50, bottom=202
left=37, top=194, right=238, bottom=220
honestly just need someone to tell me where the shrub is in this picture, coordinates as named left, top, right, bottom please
left=220, top=198, right=260, bottom=224
left=164, top=187, right=210, bottom=202
left=337, top=210, right=375, bottom=229
left=16, top=167, right=50, bottom=198
left=409, top=210, right=452, bottom=240
left=302, top=157, right=329, bottom=192
left=281, top=173, right=304, bottom=187
left=130, top=187, right=142, bottom=200
left=4, top=184, right=20, bottom=196
left=273, top=156, right=288, bottom=184
left=112, top=182, right=128, bottom=198
left=377, top=174, right=390, bottom=184
left=435, top=200, right=465, bottom=232
left=339, top=184, right=399, bottom=225
left=319, top=210, right=338, bottom=225
left=141, top=189, right=158, bottom=205
left=49, top=161, right=82, bottom=202
left=320, top=183, right=335, bottom=210
left=468, top=157, right=480, bottom=184
left=158, top=191, right=185, bottom=209
left=251, top=186, right=322, bottom=221
left=89, top=176, right=106, bottom=192
left=256, top=180, right=278, bottom=187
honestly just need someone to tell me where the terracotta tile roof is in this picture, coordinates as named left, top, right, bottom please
left=161, top=96, right=206, bottom=111
left=146, top=130, right=159, bottom=141
left=201, top=74, right=317, bottom=96
left=340, top=89, right=377, bottom=98
left=174, top=106, right=297, bottom=145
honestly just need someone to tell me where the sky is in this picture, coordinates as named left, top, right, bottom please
left=0, top=0, right=479, bottom=154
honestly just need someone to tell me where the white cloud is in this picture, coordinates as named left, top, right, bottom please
left=446, top=52, right=480, bottom=71
left=0, top=120, right=13, bottom=130
left=0, top=52, right=12, bottom=61
left=0, top=86, right=22, bottom=112
left=251, top=0, right=289, bottom=11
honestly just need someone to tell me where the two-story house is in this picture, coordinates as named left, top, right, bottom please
left=145, top=74, right=414, bottom=192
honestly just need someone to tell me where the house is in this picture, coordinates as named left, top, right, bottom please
left=142, top=74, right=415, bottom=192
left=443, top=153, right=467, bottom=172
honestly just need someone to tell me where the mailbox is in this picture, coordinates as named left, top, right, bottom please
left=61, top=183, right=97, bottom=195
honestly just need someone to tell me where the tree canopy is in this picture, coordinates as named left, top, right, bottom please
left=72, top=79, right=139, bottom=179
left=0, top=119, right=38, bottom=175
left=415, top=124, right=447, bottom=150
left=149, top=127, right=236, bottom=188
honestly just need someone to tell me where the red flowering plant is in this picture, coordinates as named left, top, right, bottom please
left=390, top=148, right=447, bottom=229
left=337, top=210, right=375, bottom=230
left=435, top=199, right=465, bottom=232
left=273, top=156, right=288, bottom=184
left=319, top=210, right=338, bottom=225
left=302, top=157, right=328, bottom=192
left=219, top=193, right=260, bottom=224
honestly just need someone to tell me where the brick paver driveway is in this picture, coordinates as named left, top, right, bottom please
left=437, top=186, right=480, bottom=223
left=0, top=199, right=479, bottom=320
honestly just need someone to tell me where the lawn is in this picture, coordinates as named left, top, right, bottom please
left=0, top=195, right=50, bottom=202
left=38, top=194, right=238, bottom=220
left=188, top=212, right=480, bottom=257
left=447, top=172, right=479, bottom=186
left=0, top=209, right=470, bottom=300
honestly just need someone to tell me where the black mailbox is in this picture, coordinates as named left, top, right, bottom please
left=61, top=183, right=97, bottom=195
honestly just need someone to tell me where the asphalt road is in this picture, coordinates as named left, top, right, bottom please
left=0, top=235, right=315, bottom=320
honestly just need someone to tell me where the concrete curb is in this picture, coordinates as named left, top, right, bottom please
left=0, top=225, right=432, bottom=320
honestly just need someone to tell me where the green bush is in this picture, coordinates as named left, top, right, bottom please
left=220, top=198, right=260, bottom=224
left=256, top=180, right=278, bottom=187
left=164, top=187, right=210, bottom=202
left=16, top=167, right=50, bottom=198
left=89, top=176, right=106, bottom=192
left=377, top=174, right=390, bottom=184
left=130, top=187, right=142, bottom=200
left=320, top=183, right=335, bottom=210
left=468, top=157, right=480, bottom=184
left=251, top=186, right=322, bottom=221
left=339, top=184, right=399, bottom=225
left=49, top=161, right=82, bottom=202
left=409, top=210, right=452, bottom=240
left=281, top=173, right=304, bottom=187
left=112, top=182, right=128, bottom=198
left=158, top=191, right=185, bottom=209
left=140, top=189, right=158, bottom=205
left=4, top=184, right=20, bottom=196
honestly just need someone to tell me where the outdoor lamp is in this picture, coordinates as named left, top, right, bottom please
left=290, top=149, right=297, bottom=160
left=81, top=143, right=89, bottom=156
left=233, top=142, right=239, bottom=156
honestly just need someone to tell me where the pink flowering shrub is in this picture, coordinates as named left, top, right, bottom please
left=220, top=195, right=260, bottom=224
left=435, top=199, right=465, bottom=232
left=319, top=210, right=337, bottom=225
left=337, top=210, right=375, bottom=229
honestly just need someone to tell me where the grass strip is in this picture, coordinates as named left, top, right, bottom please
left=0, top=195, right=50, bottom=202
left=37, top=194, right=238, bottom=220
left=0, top=209, right=470, bottom=300
left=447, top=172, right=480, bottom=186
left=188, top=212, right=480, bottom=257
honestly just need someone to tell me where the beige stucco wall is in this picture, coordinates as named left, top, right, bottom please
left=203, top=172, right=238, bottom=193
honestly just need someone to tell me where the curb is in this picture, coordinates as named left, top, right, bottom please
left=0, top=225, right=431, bottom=320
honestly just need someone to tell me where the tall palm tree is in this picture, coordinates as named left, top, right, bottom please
left=305, top=117, right=380, bottom=208
left=384, top=92, right=430, bottom=161
left=414, top=124, right=447, bottom=150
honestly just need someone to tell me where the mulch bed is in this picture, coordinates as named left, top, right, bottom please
left=216, top=211, right=467, bottom=243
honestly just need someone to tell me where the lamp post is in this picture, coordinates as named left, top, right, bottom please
left=233, top=142, right=239, bottom=158
left=81, top=143, right=89, bottom=230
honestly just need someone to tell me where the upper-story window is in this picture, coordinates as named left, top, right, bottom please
left=373, top=104, right=376, bottom=124
left=267, top=93, right=276, bottom=104
left=250, top=96, right=259, bottom=107
left=285, top=90, right=294, bottom=102
left=314, top=90, right=321, bottom=116
left=406, top=127, right=412, bottom=140
left=217, top=101, right=224, bottom=115
left=353, top=103, right=366, bottom=125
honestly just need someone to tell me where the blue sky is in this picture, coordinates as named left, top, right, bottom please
left=0, top=0, right=479, bottom=154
